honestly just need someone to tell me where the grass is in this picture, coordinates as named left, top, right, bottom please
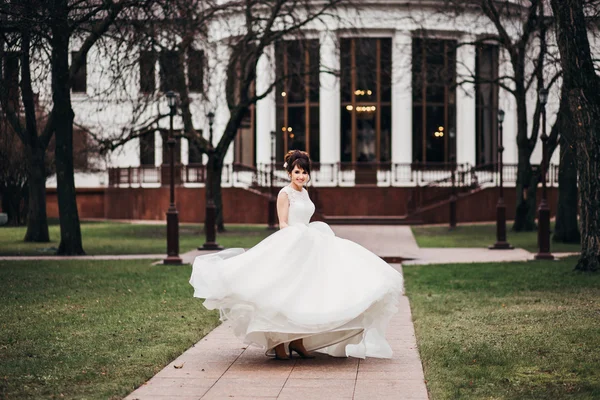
left=0, top=259, right=221, bottom=400
left=0, top=219, right=273, bottom=256
left=411, top=222, right=581, bottom=253
left=404, top=257, right=600, bottom=400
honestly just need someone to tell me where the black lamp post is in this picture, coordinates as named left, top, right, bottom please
left=207, top=111, right=214, bottom=144
left=535, top=88, right=554, bottom=260
left=200, top=111, right=222, bottom=250
left=267, top=130, right=277, bottom=230
left=163, top=91, right=182, bottom=264
left=449, top=154, right=457, bottom=230
left=490, top=109, right=513, bottom=249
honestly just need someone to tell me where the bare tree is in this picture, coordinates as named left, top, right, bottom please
left=1, top=1, right=53, bottom=241
left=550, top=0, right=600, bottom=271
left=203, top=0, right=351, bottom=230
left=0, top=96, right=57, bottom=227
left=552, top=84, right=580, bottom=244
left=98, top=0, right=351, bottom=231
left=427, top=0, right=556, bottom=231
left=1, top=0, right=146, bottom=254
left=0, top=118, right=33, bottom=226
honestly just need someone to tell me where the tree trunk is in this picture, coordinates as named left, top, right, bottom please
left=551, top=0, right=600, bottom=272
left=204, top=154, right=225, bottom=233
left=513, top=155, right=537, bottom=232
left=23, top=145, right=50, bottom=241
left=573, top=109, right=600, bottom=271
left=553, top=136, right=580, bottom=244
left=512, top=76, right=536, bottom=232
left=52, top=0, right=85, bottom=255
left=212, top=158, right=225, bottom=232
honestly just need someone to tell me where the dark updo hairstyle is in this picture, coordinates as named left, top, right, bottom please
left=284, top=150, right=311, bottom=176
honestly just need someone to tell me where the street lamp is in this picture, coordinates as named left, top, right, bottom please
left=207, top=111, right=215, bottom=144
left=199, top=111, right=222, bottom=250
left=535, top=88, right=554, bottom=260
left=267, top=130, right=277, bottom=230
left=163, top=90, right=182, bottom=264
left=490, top=109, right=513, bottom=250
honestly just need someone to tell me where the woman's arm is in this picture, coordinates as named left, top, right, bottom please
left=277, top=192, right=290, bottom=229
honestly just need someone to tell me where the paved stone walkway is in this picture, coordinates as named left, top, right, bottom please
left=405, top=247, right=532, bottom=265
left=126, top=226, right=429, bottom=400
left=403, top=248, right=577, bottom=265
left=330, top=226, right=421, bottom=260
left=0, top=250, right=216, bottom=263
left=0, top=254, right=166, bottom=261
left=125, top=264, right=427, bottom=400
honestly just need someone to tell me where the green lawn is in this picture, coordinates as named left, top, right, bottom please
left=411, top=223, right=581, bottom=253
left=0, top=220, right=273, bottom=256
left=404, top=258, right=600, bottom=400
left=0, top=259, right=220, bottom=400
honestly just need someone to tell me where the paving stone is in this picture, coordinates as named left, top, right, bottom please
left=125, top=377, right=212, bottom=398
left=227, top=361, right=295, bottom=374
left=353, top=379, right=429, bottom=400
left=126, top=396, right=201, bottom=400
left=357, top=369, right=425, bottom=381
left=203, top=397, right=277, bottom=400
left=201, top=378, right=284, bottom=398
left=207, top=376, right=289, bottom=386
left=359, top=359, right=423, bottom=372
left=221, top=367, right=293, bottom=379
left=287, top=366, right=357, bottom=380
left=283, top=378, right=355, bottom=388
left=277, top=385, right=354, bottom=400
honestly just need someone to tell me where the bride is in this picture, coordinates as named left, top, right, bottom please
left=190, top=150, right=404, bottom=360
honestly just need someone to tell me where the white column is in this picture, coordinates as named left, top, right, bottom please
left=212, top=42, right=231, bottom=164
left=502, top=95, right=518, bottom=165
left=319, top=30, right=340, bottom=164
left=256, top=45, right=276, bottom=165
left=391, top=30, right=412, bottom=165
left=181, top=138, right=189, bottom=165
left=130, top=139, right=141, bottom=167
left=499, top=49, right=518, bottom=165
left=455, top=38, right=477, bottom=166
left=155, top=131, right=163, bottom=166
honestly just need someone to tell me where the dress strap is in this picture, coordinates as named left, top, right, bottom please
left=279, top=185, right=303, bottom=204
left=278, top=186, right=291, bottom=197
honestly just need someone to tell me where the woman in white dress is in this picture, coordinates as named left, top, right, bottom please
left=190, top=150, right=404, bottom=360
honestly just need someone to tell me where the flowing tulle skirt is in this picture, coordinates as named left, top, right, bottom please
left=189, top=222, right=404, bottom=358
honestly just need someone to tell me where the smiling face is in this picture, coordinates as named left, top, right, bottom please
left=290, top=165, right=309, bottom=188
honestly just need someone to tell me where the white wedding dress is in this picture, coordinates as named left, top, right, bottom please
left=190, top=185, right=404, bottom=358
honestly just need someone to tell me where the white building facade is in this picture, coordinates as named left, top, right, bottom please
left=29, top=1, right=567, bottom=189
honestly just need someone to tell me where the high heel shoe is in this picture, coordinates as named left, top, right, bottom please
left=273, top=343, right=290, bottom=360
left=288, top=341, right=315, bottom=359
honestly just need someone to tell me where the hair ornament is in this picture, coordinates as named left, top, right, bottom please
left=283, top=162, right=288, bottom=168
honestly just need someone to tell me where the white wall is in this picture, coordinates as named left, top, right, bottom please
left=19, top=2, right=568, bottom=188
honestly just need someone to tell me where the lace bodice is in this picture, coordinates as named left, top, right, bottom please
left=279, top=185, right=315, bottom=226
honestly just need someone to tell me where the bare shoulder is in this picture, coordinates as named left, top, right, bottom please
left=278, top=186, right=290, bottom=199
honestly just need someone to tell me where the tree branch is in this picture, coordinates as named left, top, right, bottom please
left=19, top=23, right=40, bottom=147
left=69, top=0, right=126, bottom=84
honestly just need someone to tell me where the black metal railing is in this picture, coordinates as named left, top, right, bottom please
left=407, top=163, right=477, bottom=213
left=108, top=162, right=559, bottom=189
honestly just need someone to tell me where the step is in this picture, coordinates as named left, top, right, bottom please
left=322, top=215, right=423, bottom=225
